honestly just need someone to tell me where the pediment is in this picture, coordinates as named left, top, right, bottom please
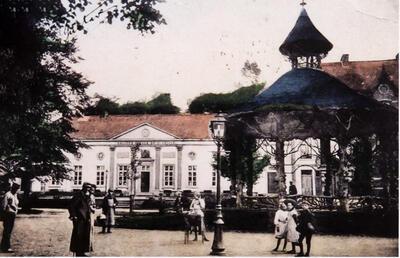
left=112, top=123, right=178, bottom=140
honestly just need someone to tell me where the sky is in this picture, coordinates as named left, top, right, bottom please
left=72, top=0, right=399, bottom=111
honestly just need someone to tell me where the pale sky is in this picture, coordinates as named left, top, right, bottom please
left=72, top=0, right=399, bottom=111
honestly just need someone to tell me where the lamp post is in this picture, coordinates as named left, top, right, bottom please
left=105, top=170, right=109, bottom=193
left=209, top=113, right=226, bottom=256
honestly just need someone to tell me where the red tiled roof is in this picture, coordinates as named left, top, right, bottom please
left=321, top=58, right=398, bottom=93
left=71, top=114, right=215, bottom=140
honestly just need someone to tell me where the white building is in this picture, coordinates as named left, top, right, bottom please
left=31, top=114, right=323, bottom=196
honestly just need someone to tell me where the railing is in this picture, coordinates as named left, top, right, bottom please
left=240, top=195, right=398, bottom=212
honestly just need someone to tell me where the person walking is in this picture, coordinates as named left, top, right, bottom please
left=189, top=192, right=209, bottom=241
left=296, top=203, right=315, bottom=257
left=68, top=183, right=92, bottom=256
left=1, top=183, right=20, bottom=253
left=101, top=189, right=118, bottom=233
left=285, top=200, right=300, bottom=254
left=272, top=202, right=288, bottom=252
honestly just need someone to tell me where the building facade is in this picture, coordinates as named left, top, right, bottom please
left=31, top=56, right=398, bottom=197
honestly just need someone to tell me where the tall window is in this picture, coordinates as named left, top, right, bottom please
left=118, top=165, right=129, bottom=186
left=73, top=165, right=82, bottom=185
left=96, top=165, right=105, bottom=186
left=212, top=170, right=216, bottom=186
left=188, top=165, right=197, bottom=186
left=163, top=165, right=174, bottom=187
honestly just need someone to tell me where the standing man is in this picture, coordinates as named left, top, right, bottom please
left=101, top=189, right=118, bottom=233
left=1, top=183, right=20, bottom=252
left=289, top=182, right=298, bottom=196
left=68, top=183, right=92, bottom=256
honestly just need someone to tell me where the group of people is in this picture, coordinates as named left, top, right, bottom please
left=273, top=199, right=315, bottom=257
left=68, top=183, right=118, bottom=256
left=174, top=191, right=209, bottom=241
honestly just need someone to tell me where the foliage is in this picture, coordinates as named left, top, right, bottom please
left=241, top=60, right=261, bottom=84
left=214, top=127, right=270, bottom=200
left=348, top=137, right=372, bottom=196
left=188, top=83, right=264, bottom=114
left=84, top=93, right=180, bottom=115
left=0, top=0, right=165, bottom=187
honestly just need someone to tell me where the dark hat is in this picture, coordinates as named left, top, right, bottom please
left=284, top=198, right=297, bottom=206
left=11, top=182, right=20, bottom=188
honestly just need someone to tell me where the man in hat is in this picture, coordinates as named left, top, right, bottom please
left=1, top=182, right=20, bottom=252
left=68, top=183, right=92, bottom=256
left=101, top=189, right=118, bottom=233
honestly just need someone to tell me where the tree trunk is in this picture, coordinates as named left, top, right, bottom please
left=320, top=138, right=332, bottom=196
left=336, top=141, right=350, bottom=212
left=275, top=140, right=286, bottom=198
left=21, top=176, right=33, bottom=212
left=236, top=183, right=243, bottom=208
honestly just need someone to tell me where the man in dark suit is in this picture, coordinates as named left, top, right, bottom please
left=68, top=183, right=92, bottom=256
left=289, top=181, right=298, bottom=195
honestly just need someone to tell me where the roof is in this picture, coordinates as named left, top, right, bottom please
left=70, top=114, right=215, bottom=140
left=321, top=58, right=399, bottom=94
left=279, top=8, right=333, bottom=57
left=250, top=68, right=383, bottom=110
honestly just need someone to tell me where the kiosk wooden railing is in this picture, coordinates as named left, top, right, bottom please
left=242, top=195, right=397, bottom=212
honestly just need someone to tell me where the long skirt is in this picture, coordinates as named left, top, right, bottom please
left=70, top=218, right=91, bottom=253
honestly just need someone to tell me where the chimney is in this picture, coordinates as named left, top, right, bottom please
left=340, top=54, right=349, bottom=66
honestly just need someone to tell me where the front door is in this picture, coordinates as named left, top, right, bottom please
left=301, top=170, right=313, bottom=195
left=140, top=172, right=150, bottom=192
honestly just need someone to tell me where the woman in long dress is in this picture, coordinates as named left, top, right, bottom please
left=272, top=202, right=288, bottom=252
left=285, top=201, right=300, bottom=254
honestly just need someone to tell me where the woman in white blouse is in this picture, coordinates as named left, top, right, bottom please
left=272, top=202, right=288, bottom=252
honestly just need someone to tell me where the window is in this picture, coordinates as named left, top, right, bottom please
left=96, top=165, right=105, bottom=186
left=188, top=165, right=197, bottom=186
left=212, top=170, right=216, bottom=186
left=73, top=165, right=82, bottom=185
left=163, top=165, right=174, bottom=187
left=118, top=165, right=129, bottom=186
left=267, top=172, right=278, bottom=194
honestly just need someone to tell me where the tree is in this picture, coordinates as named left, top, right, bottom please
left=348, top=137, right=373, bottom=196
left=0, top=0, right=165, bottom=201
left=215, top=128, right=270, bottom=207
left=188, top=83, right=264, bottom=114
left=147, top=93, right=180, bottom=114
left=241, top=60, right=261, bottom=84
left=84, top=93, right=180, bottom=115
left=84, top=96, right=120, bottom=116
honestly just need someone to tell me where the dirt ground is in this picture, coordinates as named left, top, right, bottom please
left=0, top=209, right=397, bottom=257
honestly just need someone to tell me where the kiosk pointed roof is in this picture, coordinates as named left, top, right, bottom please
left=279, top=8, right=333, bottom=57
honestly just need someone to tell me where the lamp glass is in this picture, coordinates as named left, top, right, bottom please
left=212, top=122, right=225, bottom=139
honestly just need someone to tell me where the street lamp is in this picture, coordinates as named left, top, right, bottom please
left=209, top=113, right=226, bottom=256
